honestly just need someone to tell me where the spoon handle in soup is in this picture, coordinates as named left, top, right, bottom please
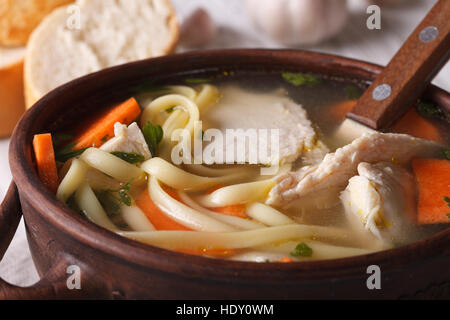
left=348, top=0, right=450, bottom=130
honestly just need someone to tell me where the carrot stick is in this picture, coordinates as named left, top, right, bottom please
left=33, top=133, right=59, bottom=193
left=328, top=100, right=357, bottom=121
left=391, top=108, right=442, bottom=143
left=72, top=97, right=141, bottom=150
left=277, top=256, right=294, bottom=263
left=135, top=188, right=192, bottom=231
left=412, top=158, right=450, bottom=224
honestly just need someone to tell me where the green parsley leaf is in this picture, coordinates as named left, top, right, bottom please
left=166, top=106, right=176, bottom=114
left=443, top=149, right=450, bottom=161
left=55, top=143, right=87, bottom=163
left=118, top=189, right=132, bottom=207
left=345, top=85, right=362, bottom=100
left=447, top=214, right=450, bottom=219
left=444, top=196, right=450, bottom=203
left=132, top=80, right=170, bottom=94
left=97, top=191, right=121, bottom=216
left=290, top=242, right=313, bottom=257
left=142, top=121, right=164, bottom=157
left=111, top=152, right=145, bottom=164
left=282, top=72, right=322, bottom=87
left=66, top=194, right=83, bottom=216
left=101, top=135, right=109, bottom=143
left=52, top=133, right=74, bottom=147
left=416, top=100, right=440, bottom=118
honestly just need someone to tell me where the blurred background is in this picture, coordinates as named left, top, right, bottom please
left=0, top=0, right=448, bottom=286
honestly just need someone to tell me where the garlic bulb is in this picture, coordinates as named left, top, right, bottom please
left=180, top=8, right=217, bottom=49
left=246, top=0, right=349, bottom=46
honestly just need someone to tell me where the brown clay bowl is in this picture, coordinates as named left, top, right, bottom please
left=0, top=50, right=449, bottom=300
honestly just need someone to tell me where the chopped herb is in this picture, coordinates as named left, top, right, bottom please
left=447, top=214, right=450, bottom=219
left=444, top=196, right=450, bottom=208
left=166, top=106, right=176, bottom=114
left=443, top=149, right=450, bottom=160
left=52, top=133, right=74, bottom=147
left=97, top=181, right=133, bottom=216
left=98, top=191, right=121, bottom=216
left=345, top=85, right=362, bottom=100
left=416, top=100, right=441, bottom=118
left=111, top=152, right=145, bottom=164
left=290, top=242, right=313, bottom=257
left=142, top=121, right=164, bottom=157
left=132, top=80, right=170, bottom=94
left=185, top=78, right=212, bottom=84
left=118, top=189, right=132, bottom=206
left=101, top=135, right=109, bottom=143
left=66, top=194, right=83, bottom=216
left=282, top=72, right=322, bottom=87
left=55, top=143, right=88, bottom=163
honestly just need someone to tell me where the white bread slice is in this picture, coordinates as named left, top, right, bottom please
left=25, top=0, right=179, bottom=108
left=0, top=0, right=74, bottom=47
left=0, top=46, right=26, bottom=137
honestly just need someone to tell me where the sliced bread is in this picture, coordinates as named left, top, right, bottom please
left=0, top=46, right=26, bottom=137
left=25, top=0, right=179, bottom=108
left=0, top=0, right=74, bottom=47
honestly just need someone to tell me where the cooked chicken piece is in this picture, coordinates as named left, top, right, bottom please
left=201, top=86, right=329, bottom=167
left=100, top=122, right=151, bottom=159
left=341, top=162, right=417, bottom=245
left=267, top=132, right=440, bottom=206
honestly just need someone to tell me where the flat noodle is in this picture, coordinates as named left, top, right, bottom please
left=195, top=84, right=220, bottom=112
left=121, top=205, right=155, bottom=232
left=81, top=148, right=145, bottom=183
left=57, top=159, right=88, bottom=203
left=149, top=176, right=236, bottom=232
left=141, top=157, right=242, bottom=191
left=85, top=169, right=122, bottom=191
left=184, top=164, right=254, bottom=177
left=140, top=94, right=200, bottom=139
left=196, top=180, right=276, bottom=207
left=119, top=224, right=351, bottom=250
left=256, top=241, right=377, bottom=260
left=246, top=202, right=294, bottom=226
left=178, top=191, right=266, bottom=230
left=75, top=183, right=118, bottom=231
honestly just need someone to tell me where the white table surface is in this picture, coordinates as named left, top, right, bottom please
left=0, top=0, right=448, bottom=287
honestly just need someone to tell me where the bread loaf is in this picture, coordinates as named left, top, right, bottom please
left=25, top=0, right=179, bottom=108
left=0, top=0, right=73, bottom=47
left=0, top=46, right=26, bottom=137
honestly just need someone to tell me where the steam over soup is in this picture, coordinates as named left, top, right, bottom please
left=33, top=73, right=450, bottom=262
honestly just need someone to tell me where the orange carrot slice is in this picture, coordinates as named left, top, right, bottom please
left=412, top=158, right=450, bottom=224
left=206, top=185, right=248, bottom=219
left=391, top=108, right=441, bottom=143
left=72, top=97, right=141, bottom=150
left=211, top=205, right=248, bottom=219
left=135, top=188, right=192, bottom=231
left=277, top=257, right=294, bottom=263
left=328, top=100, right=357, bottom=121
left=33, top=133, right=59, bottom=193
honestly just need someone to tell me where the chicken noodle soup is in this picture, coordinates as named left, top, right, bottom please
left=34, top=74, right=450, bottom=262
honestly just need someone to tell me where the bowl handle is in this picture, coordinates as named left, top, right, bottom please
left=0, top=182, right=110, bottom=299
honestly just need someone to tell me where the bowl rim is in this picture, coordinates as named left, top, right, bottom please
left=9, top=49, right=450, bottom=282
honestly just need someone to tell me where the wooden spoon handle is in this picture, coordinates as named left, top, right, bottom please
left=348, top=0, right=450, bottom=130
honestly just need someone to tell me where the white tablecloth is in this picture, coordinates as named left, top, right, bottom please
left=0, top=0, right=448, bottom=287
